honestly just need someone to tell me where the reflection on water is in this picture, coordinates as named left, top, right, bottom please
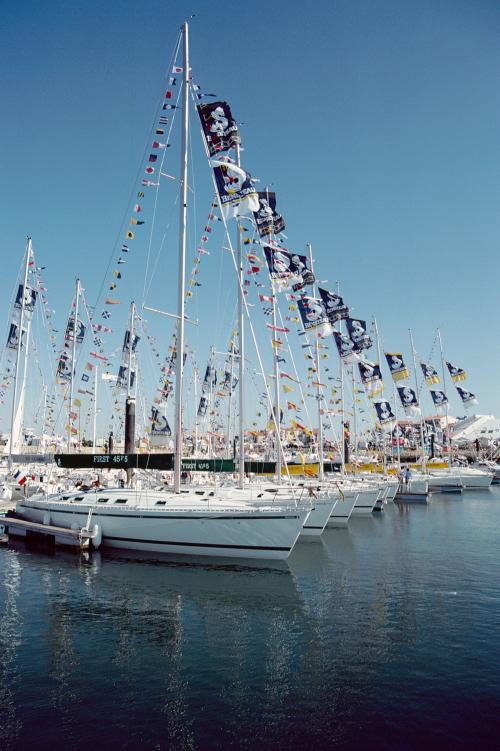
left=1, top=491, right=500, bottom=749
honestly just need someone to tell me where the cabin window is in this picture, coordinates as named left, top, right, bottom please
left=62, top=496, right=70, bottom=501
left=114, top=498, right=127, bottom=504
left=155, top=500, right=166, bottom=506
left=74, top=496, right=84, bottom=501
left=97, top=498, right=109, bottom=503
left=195, top=490, right=204, bottom=495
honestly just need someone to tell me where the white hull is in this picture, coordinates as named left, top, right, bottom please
left=326, top=491, right=358, bottom=527
left=425, top=473, right=463, bottom=493
left=455, top=471, right=493, bottom=490
left=384, top=480, right=399, bottom=502
left=299, top=498, right=338, bottom=538
left=16, top=490, right=310, bottom=560
left=429, top=469, right=492, bottom=490
left=350, top=487, right=379, bottom=516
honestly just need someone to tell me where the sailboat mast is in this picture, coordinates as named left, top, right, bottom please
left=173, top=21, right=189, bottom=493
left=409, top=329, right=426, bottom=469
left=93, top=364, right=98, bottom=449
left=126, top=301, right=135, bottom=398
left=194, top=366, right=198, bottom=456
left=307, top=243, right=324, bottom=481
left=374, top=317, right=396, bottom=470
left=226, top=348, right=235, bottom=457
left=41, top=383, right=48, bottom=452
left=437, top=328, right=451, bottom=467
left=271, top=283, right=282, bottom=483
left=337, top=282, right=346, bottom=477
left=9, top=237, right=31, bottom=466
left=68, top=277, right=80, bottom=452
left=235, top=142, right=245, bottom=488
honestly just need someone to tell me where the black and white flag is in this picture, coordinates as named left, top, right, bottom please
left=385, top=352, right=410, bottom=381
left=122, top=330, right=140, bottom=353
left=430, top=390, right=448, bottom=409
left=456, top=386, right=478, bottom=406
left=397, top=386, right=421, bottom=418
left=420, top=362, right=440, bottom=386
left=117, top=365, right=135, bottom=390
left=374, top=400, right=396, bottom=425
left=197, top=101, right=240, bottom=156
left=264, top=246, right=314, bottom=289
left=297, top=296, right=331, bottom=335
left=151, top=408, right=171, bottom=435
left=253, top=192, right=285, bottom=237
left=333, top=331, right=359, bottom=362
left=318, top=287, right=349, bottom=322
left=346, top=318, right=372, bottom=351
left=212, top=161, right=259, bottom=219
left=358, top=360, right=383, bottom=398
left=6, top=322, right=26, bottom=350
left=14, top=284, right=37, bottom=314
left=65, top=317, right=86, bottom=345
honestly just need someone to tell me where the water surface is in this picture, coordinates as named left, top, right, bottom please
left=1, top=488, right=500, bottom=750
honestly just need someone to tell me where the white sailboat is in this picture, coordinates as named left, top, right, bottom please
left=9, top=22, right=311, bottom=560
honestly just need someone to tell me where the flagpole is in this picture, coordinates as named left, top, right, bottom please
left=173, top=21, right=189, bottom=493
left=68, top=277, right=80, bottom=452
left=8, top=237, right=31, bottom=466
left=437, top=328, right=451, bottom=468
left=235, top=141, right=245, bottom=488
left=409, top=329, right=426, bottom=470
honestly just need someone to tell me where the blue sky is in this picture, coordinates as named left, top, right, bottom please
left=1, top=0, right=500, bottom=440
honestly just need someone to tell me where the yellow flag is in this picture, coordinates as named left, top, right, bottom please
left=282, top=384, right=294, bottom=394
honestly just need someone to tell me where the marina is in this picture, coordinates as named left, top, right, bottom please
left=2, top=2, right=500, bottom=748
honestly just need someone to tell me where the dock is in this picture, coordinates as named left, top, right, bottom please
left=0, top=512, right=96, bottom=550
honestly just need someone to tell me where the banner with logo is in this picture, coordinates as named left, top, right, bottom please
left=264, top=246, right=314, bottom=290
left=385, top=352, right=410, bottom=381
left=212, top=161, right=259, bottom=219
left=253, top=191, right=285, bottom=237
left=197, top=101, right=240, bottom=156
left=318, top=287, right=349, bottom=322
left=346, top=318, right=372, bottom=351
left=420, top=362, right=440, bottom=386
